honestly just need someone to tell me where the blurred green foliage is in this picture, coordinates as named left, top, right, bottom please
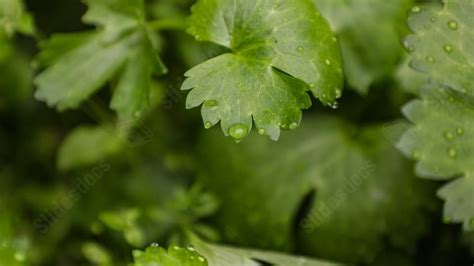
left=0, top=0, right=473, bottom=265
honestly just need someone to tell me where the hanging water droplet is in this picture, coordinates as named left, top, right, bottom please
left=443, top=44, right=453, bottom=53
left=151, top=243, right=159, bottom=247
left=456, top=127, right=464, bottom=136
left=297, top=46, right=304, bottom=53
left=448, top=148, right=457, bottom=158
left=228, top=124, right=249, bottom=140
left=289, top=122, right=298, bottom=130
left=411, top=6, right=421, bottom=13
left=331, top=102, right=339, bottom=109
left=426, top=56, right=435, bottom=63
left=335, top=88, right=342, bottom=98
left=444, top=131, right=454, bottom=140
left=258, top=128, right=265, bottom=135
left=412, top=151, right=421, bottom=160
left=204, top=122, right=212, bottom=129
left=325, top=59, right=331, bottom=65
left=448, top=20, right=458, bottom=30
left=205, top=99, right=219, bottom=107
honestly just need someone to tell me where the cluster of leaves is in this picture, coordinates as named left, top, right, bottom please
left=1, top=0, right=474, bottom=265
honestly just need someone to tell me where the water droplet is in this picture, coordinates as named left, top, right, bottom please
left=325, top=59, right=331, bottom=65
left=281, top=123, right=288, bottom=129
left=198, top=257, right=205, bottom=262
left=335, top=88, right=342, bottom=98
left=297, top=46, right=304, bottom=53
left=411, top=6, right=421, bottom=13
left=205, top=99, right=218, bottom=107
left=289, top=122, right=298, bottom=130
left=443, top=44, right=453, bottom=53
left=448, top=148, right=457, bottom=158
left=228, top=124, right=249, bottom=140
left=187, top=246, right=196, bottom=251
left=426, top=56, right=435, bottom=63
left=413, top=151, right=421, bottom=160
left=309, top=82, right=315, bottom=88
left=258, top=128, right=265, bottom=135
left=448, top=20, right=458, bottom=30
left=151, top=243, right=159, bottom=247
left=456, top=127, right=464, bottom=136
left=133, top=110, right=142, bottom=118
left=204, top=122, right=212, bottom=129
left=444, top=131, right=454, bottom=140
left=173, top=246, right=180, bottom=250
left=331, top=102, right=339, bottom=109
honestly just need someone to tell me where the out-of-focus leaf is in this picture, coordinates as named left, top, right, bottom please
left=183, top=0, right=343, bottom=141
left=196, top=116, right=435, bottom=263
left=314, top=0, right=412, bottom=94
left=57, top=125, right=122, bottom=171
left=0, top=0, right=35, bottom=36
left=35, top=0, right=166, bottom=118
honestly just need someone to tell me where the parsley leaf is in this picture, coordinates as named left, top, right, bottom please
left=183, top=0, right=343, bottom=140
left=196, top=116, right=435, bottom=263
left=132, top=245, right=207, bottom=266
left=34, top=0, right=166, bottom=118
left=314, top=0, right=411, bottom=94
left=0, top=0, right=35, bottom=37
left=398, top=0, right=474, bottom=230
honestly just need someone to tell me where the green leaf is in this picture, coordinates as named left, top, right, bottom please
left=34, top=0, right=166, bottom=118
left=132, top=245, right=208, bottom=266
left=191, top=236, right=340, bottom=266
left=0, top=0, right=35, bottom=36
left=398, top=87, right=474, bottom=229
left=314, top=0, right=412, bottom=94
left=196, top=116, right=435, bottom=263
left=57, top=125, right=122, bottom=171
left=398, top=0, right=474, bottom=230
left=404, top=0, right=474, bottom=95
left=182, top=0, right=343, bottom=140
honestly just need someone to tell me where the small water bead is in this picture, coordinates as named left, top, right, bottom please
left=456, top=127, right=464, bottom=136
left=258, top=128, right=265, bottom=135
left=444, top=131, right=454, bottom=140
left=335, top=88, right=342, bottom=98
left=205, top=99, right=218, bottom=107
left=289, top=122, right=298, bottom=130
left=187, top=246, right=196, bottom=251
left=411, top=6, right=421, bottom=13
left=448, top=148, right=457, bottom=158
left=151, top=243, right=159, bottom=247
left=331, top=102, right=339, bottom=109
left=309, top=82, right=315, bottom=88
left=443, top=44, right=453, bottom=53
left=228, top=124, right=249, bottom=140
left=413, top=151, right=421, bottom=160
left=448, top=20, right=458, bottom=30
left=204, top=122, right=212, bottom=129
left=297, top=46, right=304, bottom=53
left=198, top=257, right=206, bottom=262
left=426, top=56, right=435, bottom=63
left=325, top=59, right=331, bottom=65
left=281, top=123, right=288, bottom=129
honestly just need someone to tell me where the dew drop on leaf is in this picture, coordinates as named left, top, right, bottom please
left=444, top=131, right=454, bottom=140
left=448, top=148, right=457, bottom=158
left=204, top=122, right=212, bottom=129
left=297, top=46, right=304, bottom=53
left=335, top=88, right=342, bottom=98
left=325, top=59, right=331, bottom=65
left=448, top=20, right=458, bottom=30
left=443, top=44, right=453, bottom=53
left=228, top=124, right=249, bottom=140
left=151, top=242, right=159, bottom=247
left=258, top=128, right=265, bottom=135
left=205, top=99, right=219, bottom=107
left=411, top=6, right=421, bottom=13
left=289, top=122, right=298, bottom=130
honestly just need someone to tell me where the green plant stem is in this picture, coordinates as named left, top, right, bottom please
left=148, top=18, right=187, bottom=31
